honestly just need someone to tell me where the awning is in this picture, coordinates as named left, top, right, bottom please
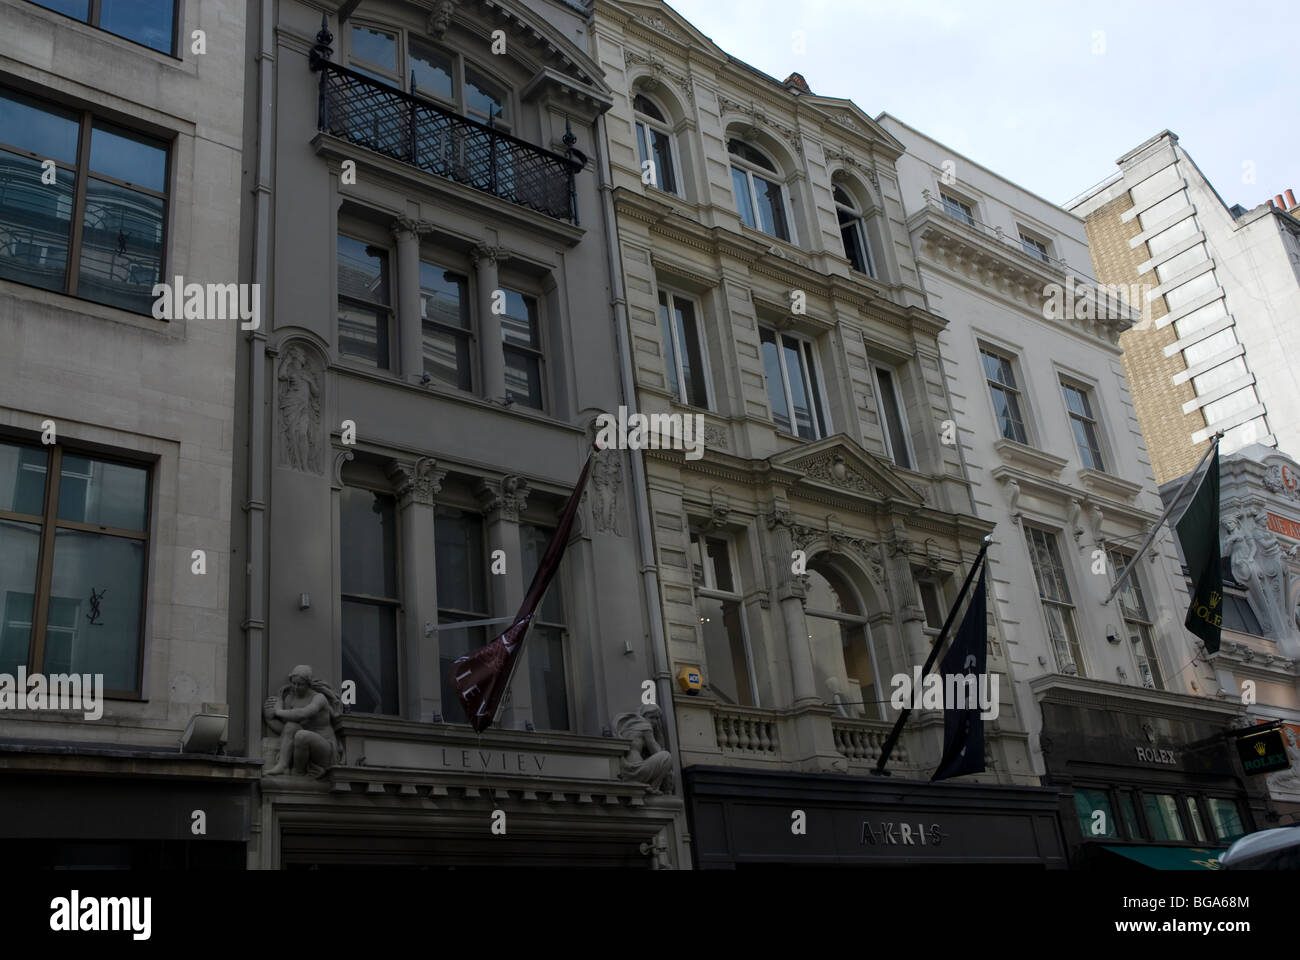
left=1102, top=844, right=1224, bottom=870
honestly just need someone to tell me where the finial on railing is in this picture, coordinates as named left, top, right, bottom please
left=563, top=116, right=577, bottom=155
left=309, top=12, right=334, bottom=71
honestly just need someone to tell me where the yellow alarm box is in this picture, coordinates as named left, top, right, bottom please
left=678, top=665, right=703, bottom=695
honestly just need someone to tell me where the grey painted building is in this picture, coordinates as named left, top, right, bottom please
left=0, top=0, right=254, bottom=866
left=233, top=0, right=689, bottom=868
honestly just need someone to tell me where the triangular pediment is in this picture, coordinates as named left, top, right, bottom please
left=611, top=0, right=729, bottom=57
left=801, top=96, right=906, bottom=156
left=770, top=434, right=925, bottom=505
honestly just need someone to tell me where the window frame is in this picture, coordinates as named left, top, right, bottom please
left=833, top=183, right=875, bottom=278
left=728, top=138, right=798, bottom=244
left=914, top=577, right=946, bottom=636
left=760, top=326, right=831, bottom=441
left=418, top=255, right=475, bottom=392
left=1108, top=547, right=1164, bottom=690
left=632, top=93, right=682, bottom=198
left=1024, top=524, right=1086, bottom=676
left=1060, top=377, right=1107, bottom=472
left=0, top=436, right=153, bottom=698
left=435, top=502, right=491, bottom=724
left=805, top=558, right=880, bottom=719
left=25, top=0, right=181, bottom=57
left=338, top=481, right=403, bottom=715
left=1018, top=228, right=1050, bottom=264
left=520, top=520, right=572, bottom=731
left=979, top=343, right=1031, bottom=445
left=939, top=190, right=975, bottom=226
left=870, top=362, right=914, bottom=470
left=690, top=530, right=761, bottom=708
left=336, top=230, right=396, bottom=370
left=498, top=282, right=546, bottom=411
left=656, top=286, right=713, bottom=410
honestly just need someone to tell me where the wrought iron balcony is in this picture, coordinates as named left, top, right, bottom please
left=313, top=60, right=582, bottom=224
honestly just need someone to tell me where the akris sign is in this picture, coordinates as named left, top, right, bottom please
left=860, top=821, right=950, bottom=846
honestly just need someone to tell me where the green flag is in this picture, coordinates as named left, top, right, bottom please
left=1175, top=446, right=1222, bottom=653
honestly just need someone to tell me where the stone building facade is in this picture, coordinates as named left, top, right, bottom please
left=0, top=0, right=253, bottom=865
left=231, top=0, right=689, bottom=868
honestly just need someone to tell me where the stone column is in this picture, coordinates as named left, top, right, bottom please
left=766, top=508, right=818, bottom=707
left=472, top=244, right=508, bottom=403
left=477, top=474, right=531, bottom=727
left=393, top=219, right=425, bottom=383
left=388, top=456, right=446, bottom=721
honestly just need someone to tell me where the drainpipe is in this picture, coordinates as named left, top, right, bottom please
left=593, top=112, right=690, bottom=866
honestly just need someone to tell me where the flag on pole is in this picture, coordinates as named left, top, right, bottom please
left=1176, top=445, right=1222, bottom=654
left=450, top=449, right=595, bottom=732
left=931, top=563, right=988, bottom=782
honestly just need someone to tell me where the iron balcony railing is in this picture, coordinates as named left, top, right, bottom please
left=314, top=60, right=582, bottom=224
left=922, top=193, right=1068, bottom=272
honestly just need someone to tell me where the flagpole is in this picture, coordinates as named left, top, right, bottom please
left=1101, top=432, right=1221, bottom=607
left=873, top=533, right=992, bottom=776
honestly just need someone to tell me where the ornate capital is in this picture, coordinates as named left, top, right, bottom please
left=477, top=474, right=531, bottom=522
left=391, top=217, right=435, bottom=242
left=471, top=243, right=510, bottom=269
left=389, top=457, right=446, bottom=507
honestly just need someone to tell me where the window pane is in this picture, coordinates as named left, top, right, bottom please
left=876, top=367, right=911, bottom=469
left=409, top=39, right=454, bottom=100
left=89, top=124, right=168, bottom=193
left=351, top=25, right=397, bottom=70
left=57, top=455, right=148, bottom=530
left=840, top=620, right=876, bottom=717
left=439, top=617, right=487, bottom=721
left=704, top=536, right=734, bottom=593
left=635, top=123, right=650, bottom=174
left=755, top=175, right=789, bottom=241
left=782, top=336, right=815, bottom=439
left=840, top=214, right=868, bottom=274
left=0, top=89, right=80, bottom=164
left=1118, top=791, right=1142, bottom=839
left=698, top=595, right=752, bottom=707
left=45, top=529, right=145, bottom=691
left=520, top=524, right=564, bottom=625
left=99, top=0, right=175, bottom=53
left=633, top=95, right=666, bottom=123
left=658, top=291, right=680, bottom=399
left=918, top=581, right=944, bottom=630
left=528, top=625, right=568, bottom=731
left=341, top=599, right=398, bottom=714
left=422, top=326, right=472, bottom=390
left=504, top=347, right=543, bottom=409
left=1071, top=418, right=1104, bottom=470
left=500, top=290, right=538, bottom=347
left=0, top=148, right=74, bottom=292
left=339, top=487, right=397, bottom=598
left=435, top=507, right=485, bottom=613
left=465, top=68, right=505, bottom=122
left=1074, top=787, right=1118, bottom=838
left=337, top=303, right=388, bottom=367
left=76, top=178, right=164, bottom=314
left=1186, top=797, right=1208, bottom=843
left=675, top=298, right=708, bottom=407
left=731, top=167, right=757, bottom=228
left=0, top=520, right=42, bottom=673
left=650, top=128, right=676, bottom=194
left=1142, top=793, right=1186, bottom=842
left=0, top=442, right=49, bottom=516
left=1207, top=798, right=1245, bottom=842
left=760, top=328, right=790, bottom=432
left=337, top=235, right=389, bottom=304
left=990, top=386, right=1027, bottom=443
left=30, top=0, right=90, bottom=19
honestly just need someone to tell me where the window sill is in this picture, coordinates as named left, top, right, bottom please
left=0, top=279, right=184, bottom=339
left=992, top=438, right=1069, bottom=477
left=1077, top=467, right=1144, bottom=502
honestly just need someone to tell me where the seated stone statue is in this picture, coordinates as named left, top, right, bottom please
left=615, top=704, right=674, bottom=795
left=264, top=665, right=343, bottom=778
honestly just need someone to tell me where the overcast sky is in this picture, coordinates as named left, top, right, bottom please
left=666, top=0, right=1300, bottom=208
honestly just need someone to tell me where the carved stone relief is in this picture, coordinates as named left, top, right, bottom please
left=277, top=344, right=323, bottom=475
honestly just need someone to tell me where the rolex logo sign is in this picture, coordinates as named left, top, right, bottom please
left=1256, top=741, right=1267, bottom=756
left=1237, top=728, right=1290, bottom=775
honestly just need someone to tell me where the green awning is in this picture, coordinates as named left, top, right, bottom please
left=1102, top=845, right=1224, bottom=870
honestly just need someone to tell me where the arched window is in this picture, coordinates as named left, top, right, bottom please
left=805, top=560, right=879, bottom=719
left=728, top=138, right=795, bottom=243
left=834, top=184, right=875, bottom=277
left=633, top=93, right=679, bottom=196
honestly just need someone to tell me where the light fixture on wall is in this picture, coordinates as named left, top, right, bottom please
left=1106, top=623, right=1120, bottom=644
left=181, top=710, right=228, bottom=754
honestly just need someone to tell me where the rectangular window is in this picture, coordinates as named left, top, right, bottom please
left=940, top=192, right=974, bottom=225
left=980, top=347, right=1029, bottom=444
left=339, top=486, right=400, bottom=715
left=1074, top=787, right=1118, bottom=838
left=500, top=288, right=544, bottom=410
left=731, top=167, right=757, bottom=229
left=1206, top=798, right=1246, bottom=843
left=1108, top=549, right=1163, bottom=690
left=1025, top=525, right=1084, bottom=675
left=1061, top=380, right=1105, bottom=471
left=760, top=328, right=828, bottom=440
left=1019, top=232, right=1049, bottom=263
left=0, top=438, right=150, bottom=694
left=658, top=290, right=711, bottom=408
left=29, top=0, right=177, bottom=54
left=436, top=506, right=488, bottom=721
left=1142, top=793, right=1186, bottom=842
left=636, top=123, right=678, bottom=195
left=521, top=523, right=569, bottom=732
left=691, top=532, right=758, bottom=707
left=337, top=234, right=393, bottom=368
left=1185, top=797, right=1209, bottom=843
left=1220, top=591, right=1262, bottom=635
left=1118, top=790, right=1143, bottom=840
left=916, top=579, right=944, bottom=631
left=872, top=365, right=912, bottom=469
left=420, top=261, right=472, bottom=391
left=0, top=87, right=169, bottom=315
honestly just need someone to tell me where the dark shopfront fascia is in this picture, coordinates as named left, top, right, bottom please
left=1033, top=676, right=1268, bottom=870
left=684, top=766, right=1067, bottom=868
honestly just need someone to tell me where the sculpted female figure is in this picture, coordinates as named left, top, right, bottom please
left=263, top=665, right=343, bottom=777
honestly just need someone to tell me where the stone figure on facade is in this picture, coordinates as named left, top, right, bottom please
left=264, top=664, right=344, bottom=777
left=1267, top=726, right=1300, bottom=798
left=615, top=704, right=674, bottom=794
left=1227, top=511, right=1300, bottom=656
left=591, top=446, right=624, bottom=536
left=277, top=345, right=322, bottom=474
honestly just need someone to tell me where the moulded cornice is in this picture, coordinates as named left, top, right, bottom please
left=993, top=438, right=1069, bottom=477
left=1077, top=467, right=1144, bottom=503
left=1030, top=673, right=1244, bottom=722
left=990, top=465, right=1160, bottom=528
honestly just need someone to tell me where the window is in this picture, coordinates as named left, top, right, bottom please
left=0, top=88, right=169, bottom=315
left=940, top=192, right=974, bottom=226
left=28, top=0, right=177, bottom=54
left=337, top=234, right=393, bottom=368
left=1024, top=525, right=1084, bottom=675
left=1206, top=798, right=1245, bottom=843
left=806, top=560, right=877, bottom=718
left=1117, top=790, right=1143, bottom=840
left=521, top=523, right=569, bottom=731
left=420, top=261, right=472, bottom=390
left=1019, top=232, right=1049, bottom=263
left=1220, top=590, right=1262, bottom=635
left=834, top=185, right=874, bottom=276
left=871, top=365, right=912, bottom=469
left=0, top=439, right=150, bottom=694
left=760, top=328, right=828, bottom=440
left=339, top=486, right=400, bottom=715
left=916, top=579, right=945, bottom=631
left=500, top=288, right=544, bottom=410
left=436, top=506, right=488, bottom=721
left=1142, top=793, right=1186, bottom=842
left=729, top=139, right=793, bottom=242
left=658, top=289, right=711, bottom=408
left=1185, top=797, right=1209, bottom=843
left=691, top=532, right=758, bottom=707
left=1061, top=380, right=1105, bottom=471
left=980, top=347, right=1029, bottom=444
left=1073, top=787, right=1118, bottom=838
left=633, top=94, right=679, bottom=196
left=1108, top=549, right=1163, bottom=690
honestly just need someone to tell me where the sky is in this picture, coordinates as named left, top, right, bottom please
left=666, top=0, right=1300, bottom=208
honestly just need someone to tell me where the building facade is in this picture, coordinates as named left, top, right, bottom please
left=232, top=0, right=689, bottom=868
left=880, top=114, right=1263, bottom=868
left=1068, top=132, right=1300, bottom=485
left=0, top=0, right=254, bottom=866
left=594, top=0, right=1066, bottom=867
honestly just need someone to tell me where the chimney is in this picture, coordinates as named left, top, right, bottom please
left=783, top=72, right=811, bottom=94
left=1276, top=194, right=1287, bottom=209
left=1287, top=188, right=1297, bottom=208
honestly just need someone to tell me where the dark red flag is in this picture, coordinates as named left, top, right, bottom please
left=450, top=449, right=595, bottom=732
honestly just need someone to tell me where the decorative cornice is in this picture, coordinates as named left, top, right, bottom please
left=717, top=94, right=803, bottom=155
left=624, top=49, right=694, bottom=104
left=993, top=438, right=1069, bottom=478
left=1077, top=467, right=1144, bottom=503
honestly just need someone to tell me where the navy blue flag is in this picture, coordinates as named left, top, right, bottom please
left=931, top=564, right=988, bottom=782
